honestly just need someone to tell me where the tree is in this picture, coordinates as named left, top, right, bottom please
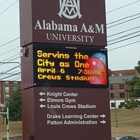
left=124, top=99, right=140, bottom=109
left=125, top=76, right=140, bottom=98
left=124, top=61, right=140, bottom=109
left=3, top=89, right=22, bottom=121
left=135, top=60, right=140, bottom=73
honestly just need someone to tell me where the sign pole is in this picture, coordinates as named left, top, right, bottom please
left=7, top=107, right=9, bottom=140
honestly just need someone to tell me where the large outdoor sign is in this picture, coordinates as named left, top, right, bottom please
left=20, top=0, right=107, bottom=47
left=20, top=0, right=111, bottom=140
left=22, top=87, right=111, bottom=140
left=33, top=44, right=108, bottom=88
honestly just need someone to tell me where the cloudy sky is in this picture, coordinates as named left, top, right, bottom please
left=0, top=0, right=140, bottom=81
left=106, top=0, right=140, bottom=71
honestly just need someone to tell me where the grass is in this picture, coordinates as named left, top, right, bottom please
left=0, top=116, right=22, bottom=140
left=111, top=107, right=140, bottom=126
left=0, top=108, right=140, bottom=140
left=111, top=108, right=140, bottom=138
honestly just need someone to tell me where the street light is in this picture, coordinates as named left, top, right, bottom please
left=123, top=78, right=128, bottom=100
left=113, top=83, right=125, bottom=127
left=7, top=106, right=10, bottom=140
left=0, top=62, right=19, bottom=140
left=113, top=84, right=118, bottom=127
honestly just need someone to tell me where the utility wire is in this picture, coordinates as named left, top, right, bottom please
left=0, top=72, right=21, bottom=80
left=0, top=54, right=20, bottom=68
left=0, top=1, right=139, bottom=47
left=108, top=34, right=140, bottom=46
left=1, top=71, right=21, bottom=81
left=0, top=0, right=18, bottom=16
left=8, top=76, right=21, bottom=81
left=0, top=1, right=139, bottom=65
left=1, top=25, right=139, bottom=49
left=107, top=26, right=140, bottom=38
left=0, top=47, right=19, bottom=57
left=0, top=1, right=139, bottom=80
left=0, top=53, right=19, bottom=62
left=0, top=0, right=8, bottom=6
left=0, top=37, right=19, bottom=48
left=7, top=56, right=20, bottom=62
left=0, top=70, right=20, bottom=75
left=107, top=16, right=140, bottom=28
left=108, top=41, right=140, bottom=51
left=108, top=30, right=140, bottom=43
left=0, top=3, right=139, bottom=54
left=1, top=13, right=139, bottom=48
left=106, top=0, right=140, bottom=14
left=0, top=66, right=19, bottom=76
left=107, top=13, right=140, bottom=25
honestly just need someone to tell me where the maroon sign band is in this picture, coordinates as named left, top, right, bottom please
left=20, top=0, right=107, bottom=47
left=22, top=87, right=111, bottom=140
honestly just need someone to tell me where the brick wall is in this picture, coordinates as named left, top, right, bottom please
left=0, top=81, right=21, bottom=112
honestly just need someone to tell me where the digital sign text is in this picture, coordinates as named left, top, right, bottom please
left=33, top=44, right=108, bottom=87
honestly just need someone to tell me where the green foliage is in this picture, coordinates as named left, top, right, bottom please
left=124, top=99, right=140, bottom=109
left=135, top=60, right=140, bottom=73
left=3, top=89, right=22, bottom=121
left=124, top=61, right=140, bottom=110
left=125, top=76, right=140, bottom=98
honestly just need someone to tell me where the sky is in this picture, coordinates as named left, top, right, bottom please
left=0, top=0, right=140, bottom=81
left=105, top=0, right=140, bottom=71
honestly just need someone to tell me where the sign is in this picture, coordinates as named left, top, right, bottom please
left=35, top=87, right=111, bottom=139
left=20, top=0, right=107, bottom=47
left=20, top=1, right=111, bottom=140
left=33, top=44, right=108, bottom=87
left=38, top=90, right=106, bottom=125
left=22, top=87, right=112, bottom=140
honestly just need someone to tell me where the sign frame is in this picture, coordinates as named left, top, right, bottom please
left=33, top=43, right=109, bottom=88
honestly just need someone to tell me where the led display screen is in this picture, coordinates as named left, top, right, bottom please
left=33, top=44, right=108, bottom=88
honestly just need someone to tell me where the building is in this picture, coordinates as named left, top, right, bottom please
left=109, top=69, right=140, bottom=109
left=0, top=81, right=21, bottom=112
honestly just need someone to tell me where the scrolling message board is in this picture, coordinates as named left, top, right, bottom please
left=33, top=44, right=108, bottom=87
